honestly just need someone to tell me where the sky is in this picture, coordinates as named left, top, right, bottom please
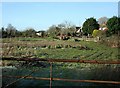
left=1, top=2, right=118, bottom=31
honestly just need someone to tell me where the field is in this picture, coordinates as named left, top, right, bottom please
left=1, top=37, right=119, bottom=60
left=1, top=37, right=120, bottom=87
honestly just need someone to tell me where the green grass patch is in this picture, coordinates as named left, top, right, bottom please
left=1, top=37, right=119, bottom=60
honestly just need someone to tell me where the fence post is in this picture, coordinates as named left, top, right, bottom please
left=50, top=62, right=52, bottom=88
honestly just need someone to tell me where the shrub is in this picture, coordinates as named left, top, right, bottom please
left=92, top=29, right=102, bottom=37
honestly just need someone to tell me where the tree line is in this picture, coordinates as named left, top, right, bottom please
left=0, top=16, right=120, bottom=38
left=0, top=24, right=37, bottom=38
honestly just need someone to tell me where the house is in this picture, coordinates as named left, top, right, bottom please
left=75, top=26, right=83, bottom=37
left=36, top=31, right=45, bottom=37
left=99, top=27, right=108, bottom=32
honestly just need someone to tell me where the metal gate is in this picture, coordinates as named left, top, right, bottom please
left=2, top=58, right=120, bottom=88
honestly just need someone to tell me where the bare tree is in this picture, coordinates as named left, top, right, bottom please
left=98, top=17, right=108, bottom=27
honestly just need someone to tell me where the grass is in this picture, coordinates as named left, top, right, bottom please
left=1, top=37, right=119, bottom=60
left=2, top=63, right=120, bottom=87
left=1, top=37, right=120, bottom=87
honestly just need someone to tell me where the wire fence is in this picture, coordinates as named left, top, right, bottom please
left=2, top=58, right=120, bottom=88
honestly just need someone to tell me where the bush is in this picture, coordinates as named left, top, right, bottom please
left=92, top=29, right=102, bottom=37
left=99, top=35, right=119, bottom=47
